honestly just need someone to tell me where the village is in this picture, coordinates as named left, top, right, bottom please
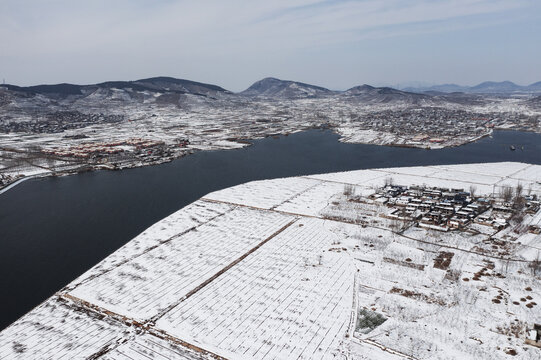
left=40, top=137, right=188, bottom=162
left=0, top=137, right=190, bottom=177
left=369, top=181, right=540, bottom=233
left=350, top=107, right=494, bottom=146
left=0, top=111, right=124, bottom=134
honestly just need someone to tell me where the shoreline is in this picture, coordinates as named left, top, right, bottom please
left=0, top=127, right=531, bottom=196
left=0, top=174, right=42, bottom=195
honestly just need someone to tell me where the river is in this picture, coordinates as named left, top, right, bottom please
left=1, top=129, right=540, bottom=330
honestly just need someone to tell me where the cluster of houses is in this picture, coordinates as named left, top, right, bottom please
left=41, top=138, right=166, bottom=159
left=371, top=184, right=539, bottom=232
left=410, top=134, right=446, bottom=144
left=0, top=111, right=125, bottom=134
left=357, top=107, right=492, bottom=147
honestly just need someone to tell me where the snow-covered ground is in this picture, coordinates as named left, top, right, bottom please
left=1, top=90, right=540, bottom=185
left=0, top=162, right=540, bottom=359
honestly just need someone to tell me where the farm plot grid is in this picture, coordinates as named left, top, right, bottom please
left=0, top=297, right=130, bottom=359
left=157, top=217, right=353, bottom=360
left=100, top=334, right=211, bottom=360
left=68, top=206, right=295, bottom=321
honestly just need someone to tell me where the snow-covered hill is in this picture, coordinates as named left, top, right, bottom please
left=240, top=77, right=335, bottom=99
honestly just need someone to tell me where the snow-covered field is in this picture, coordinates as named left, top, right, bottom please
left=0, top=162, right=540, bottom=359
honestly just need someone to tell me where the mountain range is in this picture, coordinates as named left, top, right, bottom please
left=2, top=77, right=540, bottom=109
left=2, top=76, right=230, bottom=98
left=403, top=80, right=541, bottom=94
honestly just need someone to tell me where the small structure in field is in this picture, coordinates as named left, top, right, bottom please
left=526, top=324, right=541, bottom=348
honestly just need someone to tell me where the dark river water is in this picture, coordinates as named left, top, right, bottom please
left=1, top=129, right=540, bottom=330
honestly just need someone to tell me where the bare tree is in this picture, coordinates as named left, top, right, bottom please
left=512, top=212, right=524, bottom=224
left=530, top=252, right=541, bottom=276
left=343, top=184, right=355, bottom=197
left=499, top=185, right=513, bottom=202
left=513, top=183, right=526, bottom=211
left=390, top=218, right=400, bottom=233
left=384, top=176, right=394, bottom=186
left=513, top=197, right=526, bottom=211
left=515, top=183, right=523, bottom=198
left=469, top=185, right=477, bottom=199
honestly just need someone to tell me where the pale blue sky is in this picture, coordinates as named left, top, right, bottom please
left=1, top=0, right=540, bottom=91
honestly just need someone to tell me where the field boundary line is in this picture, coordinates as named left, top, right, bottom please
left=150, top=217, right=299, bottom=323
left=60, top=293, right=228, bottom=359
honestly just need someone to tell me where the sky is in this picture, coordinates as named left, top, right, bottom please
left=1, top=0, right=540, bottom=91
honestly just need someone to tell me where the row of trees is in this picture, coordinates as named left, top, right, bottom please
left=498, top=183, right=531, bottom=203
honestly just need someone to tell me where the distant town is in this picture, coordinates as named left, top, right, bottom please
left=1, top=77, right=540, bottom=190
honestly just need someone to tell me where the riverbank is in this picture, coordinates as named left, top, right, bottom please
left=0, top=149, right=193, bottom=196
left=0, top=126, right=511, bottom=196
left=0, top=175, right=41, bottom=195
left=336, top=127, right=497, bottom=149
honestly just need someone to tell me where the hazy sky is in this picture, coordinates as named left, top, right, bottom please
left=1, top=0, right=540, bottom=91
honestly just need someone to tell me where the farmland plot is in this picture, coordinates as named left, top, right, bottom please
left=157, top=217, right=354, bottom=360
left=203, top=177, right=319, bottom=209
left=275, top=181, right=345, bottom=217
left=0, top=297, right=129, bottom=359
left=306, top=169, right=386, bottom=185
left=67, top=200, right=234, bottom=289
left=69, top=207, right=295, bottom=321
left=432, top=163, right=528, bottom=178
left=100, top=334, right=211, bottom=360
